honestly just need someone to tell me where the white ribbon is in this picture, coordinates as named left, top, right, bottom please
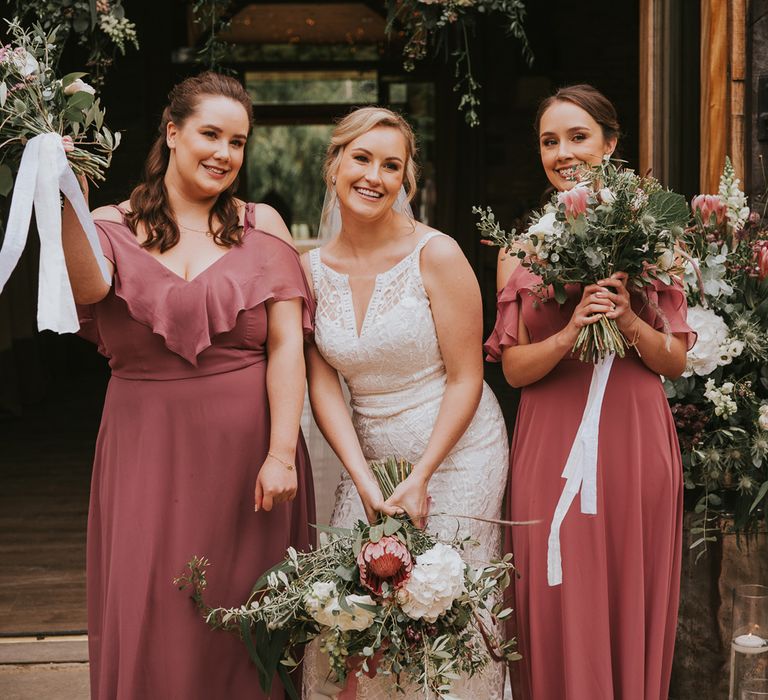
left=0, top=132, right=110, bottom=333
left=547, top=353, right=615, bottom=586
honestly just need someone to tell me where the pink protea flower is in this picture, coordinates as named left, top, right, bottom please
left=557, top=185, right=590, bottom=219
left=692, top=194, right=726, bottom=226
left=357, top=535, right=412, bottom=596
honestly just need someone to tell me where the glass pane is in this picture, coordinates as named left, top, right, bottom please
left=246, top=70, right=377, bottom=105
left=247, top=124, right=334, bottom=240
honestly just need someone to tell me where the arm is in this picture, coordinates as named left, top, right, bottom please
left=252, top=203, right=295, bottom=245
left=61, top=181, right=114, bottom=304
left=598, top=273, right=688, bottom=378
left=501, top=284, right=615, bottom=388
left=383, top=236, right=484, bottom=526
left=306, top=345, right=388, bottom=522
left=497, top=246, right=519, bottom=291
left=255, top=297, right=305, bottom=511
left=299, top=252, right=388, bottom=523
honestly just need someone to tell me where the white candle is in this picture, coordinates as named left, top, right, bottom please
left=733, top=633, right=768, bottom=655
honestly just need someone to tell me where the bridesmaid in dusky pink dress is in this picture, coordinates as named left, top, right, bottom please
left=485, top=85, right=696, bottom=699
left=63, top=72, right=314, bottom=699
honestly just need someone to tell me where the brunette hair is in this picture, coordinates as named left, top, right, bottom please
left=534, top=84, right=620, bottom=146
left=320, top=107, right=419, bottom=229
left=126, top=71, right=254, bottom=251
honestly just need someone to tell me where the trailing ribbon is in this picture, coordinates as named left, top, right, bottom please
left=0, top=132, right=110, bottom=333
left=547, top=353, right=615, bottom=586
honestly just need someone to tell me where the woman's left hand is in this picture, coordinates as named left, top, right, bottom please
left=597, top=272, right=636, bottom=331
left=382, top=471, right=430, bottom=529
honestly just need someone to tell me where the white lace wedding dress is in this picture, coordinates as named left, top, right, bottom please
left=302, top=232, right=510, bottom=700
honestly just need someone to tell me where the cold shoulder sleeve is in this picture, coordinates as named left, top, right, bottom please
left=484, top=267, right=527, bottom=362
left=638, top=278, right=697, bottom=351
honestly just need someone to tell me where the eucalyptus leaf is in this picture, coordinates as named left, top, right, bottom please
left=646, top=190, right=689, bottom=228
left=0, top=82, right=7, bottom=108
left=67, top=91, right=95, bottom=112
left=61, top=72, right=88, bottom=89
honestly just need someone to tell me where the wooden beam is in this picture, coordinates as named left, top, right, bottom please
left=639, top=0, right=656, bottom=177
left=700, top=0, right=729, bottom=193
left=729, top=0, right=747, bottom=181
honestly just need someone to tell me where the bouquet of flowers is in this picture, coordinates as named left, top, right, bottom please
left=663, top=158, right=768, bottom=551
left=176, top=457, right=518, bottom=699
left=0, top=19, right=120, bottom=195
left=475, top=158, right=690, bottom=363
left=386, top=0, right=533, bottom=126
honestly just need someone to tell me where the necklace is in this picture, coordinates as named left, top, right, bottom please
left=177, top=222, right=212, bottom=234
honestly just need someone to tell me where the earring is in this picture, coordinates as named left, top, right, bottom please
left=331, top=176, right=336, bottom=185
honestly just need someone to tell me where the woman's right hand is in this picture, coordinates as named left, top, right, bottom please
left=559, top=283, right=614, bottom=346
left=355, top=476, right=387, bottom=524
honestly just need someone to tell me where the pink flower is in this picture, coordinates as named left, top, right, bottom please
left=357, top=535, right=412, bottom=596
left=756, top=244, right=768, bottom=281
left=61, top=136, right=75, bottom=153
left=557, top=185, right=590, bottom=219
left=692, top=194, right=726, bottom=226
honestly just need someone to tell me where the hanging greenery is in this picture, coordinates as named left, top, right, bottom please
left=386, top=0, right=533, bottom=127
left=6, top=0, right=138, bottom=87
left=191, top=0, right=235, bottom=73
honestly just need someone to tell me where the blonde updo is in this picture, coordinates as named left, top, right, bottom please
left=320, top=107, right=419, bottom=228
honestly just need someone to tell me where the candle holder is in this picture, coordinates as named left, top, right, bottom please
left=741, top=678, right=768, bottom=700
left=730, top=585, right=768, bottom=700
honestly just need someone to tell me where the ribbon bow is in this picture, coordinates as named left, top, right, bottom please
left=0, top=132, right=110, bottom=333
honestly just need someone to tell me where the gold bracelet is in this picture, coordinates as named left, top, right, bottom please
left=267, top=451, right=295, bottom=471
left=624, top=314, right=642, bottom=348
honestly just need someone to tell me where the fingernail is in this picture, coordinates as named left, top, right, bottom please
left=254, top=505, right=259, bottom=512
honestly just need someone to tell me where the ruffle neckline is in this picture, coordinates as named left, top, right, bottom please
left=90, top=203, right=314, bottom=365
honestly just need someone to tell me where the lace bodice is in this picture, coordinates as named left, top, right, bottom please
left=309, top=232, right=445, bottom=417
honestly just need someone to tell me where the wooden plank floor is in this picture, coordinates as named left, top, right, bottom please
left=0, top=373, right=106, bottom=635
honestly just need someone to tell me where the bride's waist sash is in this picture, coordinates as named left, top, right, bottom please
left=349, top=369, right=446, bottom=419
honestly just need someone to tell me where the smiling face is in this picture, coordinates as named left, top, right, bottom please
left=333, top=126, right=407, bottom=223
left=165, top=94, right=249, bottom=200
left=538, top=100, right=616, bottom=191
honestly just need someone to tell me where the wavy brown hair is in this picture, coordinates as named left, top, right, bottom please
left=126, top=72, right=254, bottom=252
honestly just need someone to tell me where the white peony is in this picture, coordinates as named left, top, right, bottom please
left=398, top=543, right=466, bottom=623
left=64, top=78, right=96, bottom=96
left=683, top=306, right=733, bottom=377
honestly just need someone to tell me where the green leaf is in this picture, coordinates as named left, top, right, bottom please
left=61, top=72, right=88, bottom=89
left=67, top=91, right=95, bottom=112
left=0, top=164, right=13, bottom=197
left=383, top=516, right=401, bottom=536
left=369, top=524, right=384, bottom=543
left=0, top=82, right=6, bottom=108
left=335, top=564, right=355, bottom=582
left=646, top=190, right=689, bottom=228
left=553, top=281, right=567, bottom=305
left=749, top=481, right=768, bottom=514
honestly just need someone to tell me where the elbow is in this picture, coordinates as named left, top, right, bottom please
left=501, top=359, right=526, bottom=389
left=74, top=287, right=109, bottom=305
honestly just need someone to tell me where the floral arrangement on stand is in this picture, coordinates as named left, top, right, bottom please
left=176, top=457, right=518, bottom=699
left=7, top=0, right=138, bottom=86
left=386, top=0, right=533, bottom=126
left=664, top=158, right=768, bottom=553
left=475, top=158, right=690, bottom=363
left=0, top=19, right=121, bottom=196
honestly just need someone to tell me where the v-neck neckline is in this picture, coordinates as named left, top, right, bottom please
left=117, top=206, right=250, bottom=284
left=317, top=245, right=419, bottom=339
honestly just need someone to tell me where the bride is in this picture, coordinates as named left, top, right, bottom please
left=301, top=106, right=510, bottom=699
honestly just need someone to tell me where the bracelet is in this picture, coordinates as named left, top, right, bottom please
left=624, top=314, right=642, bottom=348
left=267, top=451, right=295, bottom=471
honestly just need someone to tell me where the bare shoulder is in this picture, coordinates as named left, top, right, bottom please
left=251, top=202, right=294, bottom=247
left=91, top=200, right=130, bottom=222
left=418, top=227, right=466, bottom=268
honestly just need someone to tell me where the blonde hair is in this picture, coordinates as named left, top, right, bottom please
left=320, top=107, right=419, bottom=229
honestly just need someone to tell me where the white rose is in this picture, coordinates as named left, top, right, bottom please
left=64, top=78, right=96, bottom=96
left=399, top=543, right=466, bottom=623
left=303, top=581, right=337, bottom=613
left=309, top=594, right=376, bottom=632
left=759, top=405, right=768, bottom=431
left=599, top=187, right=615, bottom=204
left=527, top=212, right=557, bottom=239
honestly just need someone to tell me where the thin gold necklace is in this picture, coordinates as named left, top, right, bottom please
left=177, top=222, right=212, bottom=234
